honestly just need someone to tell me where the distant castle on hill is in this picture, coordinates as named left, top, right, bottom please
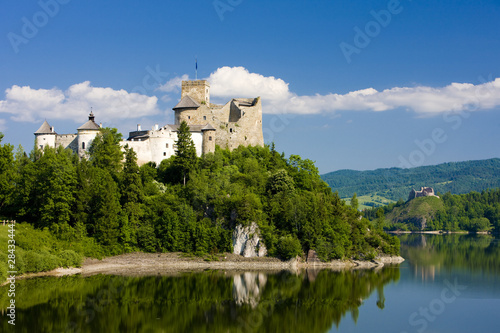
left=34, top=79, right=264, bottom=165
left=408, top=187, right=439, bottom=201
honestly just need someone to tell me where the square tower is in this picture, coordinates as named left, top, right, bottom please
left=181, top=80, right=210, bottom=105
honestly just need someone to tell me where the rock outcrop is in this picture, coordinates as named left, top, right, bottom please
left=232, top=222, right=267, bottom=257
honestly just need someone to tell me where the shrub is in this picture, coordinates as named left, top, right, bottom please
left=277, top=234, right=302, bottom=260
left=58, top=250, right=83, bottom=268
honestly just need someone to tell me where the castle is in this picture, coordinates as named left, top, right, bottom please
left=408, top=187, right=439, bottom=201
left=34, top=80, right=264, bottom=165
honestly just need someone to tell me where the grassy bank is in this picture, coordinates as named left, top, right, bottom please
left=0, top=223, right=105, bottom=282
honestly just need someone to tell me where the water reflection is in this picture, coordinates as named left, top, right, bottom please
left=0, top=267, right=400, bottom=332
left=233, top=272, right=267, bottom=307
left=400, top=233, right=500, bottom=280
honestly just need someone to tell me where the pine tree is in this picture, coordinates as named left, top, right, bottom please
left=174, top=121, right=198, bottom=186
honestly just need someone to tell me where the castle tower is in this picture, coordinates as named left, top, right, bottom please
left=34, top=120, right=57, bottom=150
left=77, top=111, right=101, bottom=157
left=173, top=95, right=201, bottom=125
left=201, top=124, right=216, bottom=155
left=181, top=80, right=210, bottom=105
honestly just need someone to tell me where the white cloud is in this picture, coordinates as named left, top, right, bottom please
left=0, top=81, right=161, bottom=123
left=0, top=118, right=6, bottom=131
left=193, top=67, right=500, bottom=116
left=157, top=74, right=189, bottom=93
left=209, top=66, right=292, bottom=102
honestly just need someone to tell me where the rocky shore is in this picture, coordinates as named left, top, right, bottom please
left=10, top=252, right=405, bottom=280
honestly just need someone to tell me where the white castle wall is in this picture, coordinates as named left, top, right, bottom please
left=77, top=130, right=99, bottom=158
left=35, top=134, right=56, bottom=150
left=122, top=128, right=203, bottom=166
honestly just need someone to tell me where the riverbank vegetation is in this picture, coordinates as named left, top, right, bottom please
left=0, top=127, right=399, bottom=279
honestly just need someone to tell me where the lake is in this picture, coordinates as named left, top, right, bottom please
left=1, top=233, right=499, bottom=332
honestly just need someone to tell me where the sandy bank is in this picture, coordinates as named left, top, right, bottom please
left=3, top=252, right=405, bottom=282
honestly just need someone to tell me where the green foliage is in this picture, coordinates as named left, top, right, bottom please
left=350, top=193, right=359, bottom=211
left=88, top=127, right=123, bottom=173
left=0, top=224, right=87, bottom=281
left=372, top=189, right=500, bottom=233
left=1, top=133, right=402, bottom=280
left=322, top=158, right=500, bottom=202
left=174, top=121, right=198, bottom=185
left=0, top=133, right=15, bottom=215
left=277, top=234, right=302, bottom=260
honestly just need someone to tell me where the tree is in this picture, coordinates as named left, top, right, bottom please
left=88, top=128, right=123, bottom=175
left=351, top=193, right=359, bottom=211
left=375, top=208, right=385, bottom=232
left=174, top=121, right=197, bottom=186
left=0, top=133, right=15, bottom=215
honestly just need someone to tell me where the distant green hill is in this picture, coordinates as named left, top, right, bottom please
left=321, top=158, right=500, bottom=206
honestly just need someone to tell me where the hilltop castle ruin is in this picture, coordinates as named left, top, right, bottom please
left=408, top=187, right=439, bottom=201
left=34, top=79, right=264, bottom=165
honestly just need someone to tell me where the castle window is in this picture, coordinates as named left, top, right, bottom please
left=188, top=116, right=191, bottom=119
left=39, top=145, right=43, bottom=149
left=203, top=116, right=206, bottom=120
left=166, top=143, right=169, bottom=148
left=209, top=136, right=212, bottom=141
left=230, top=128, right=233, bottom=133
left=163, top=152, right=166, bottom=156
left=82, top=142, right=85, bottom=149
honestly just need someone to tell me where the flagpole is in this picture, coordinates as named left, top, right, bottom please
left=195, top=57, right=198, bottom=80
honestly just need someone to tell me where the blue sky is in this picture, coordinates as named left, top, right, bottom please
left=1, top=0, right=499, bottom=173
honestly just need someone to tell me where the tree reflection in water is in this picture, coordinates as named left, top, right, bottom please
left=0, top=267, right=400, bottom=333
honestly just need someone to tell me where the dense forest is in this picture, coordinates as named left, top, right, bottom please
left=364, top=189, right=500, bottom=232
left=321, top=158, right=500, bottom=202
left=0, top=125, right=399, bottom=276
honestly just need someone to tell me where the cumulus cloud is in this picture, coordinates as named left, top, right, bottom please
left=157, top=74, right=189, bottom=93
left=0, top=81, right=161, bottom=123
left=174, top=66, right=500, bottom=116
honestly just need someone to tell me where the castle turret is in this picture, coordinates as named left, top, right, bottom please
left=201, top=124, right=216, bottom=155
left=77, top=111, right=101, bottom=157
left=173, top=95, right=201, bottom=125
left=34, top=120, right=57, bottom=150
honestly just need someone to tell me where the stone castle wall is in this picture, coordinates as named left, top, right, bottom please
left=181, top=80, right=210, bottom=105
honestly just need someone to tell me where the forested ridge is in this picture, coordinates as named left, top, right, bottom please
left=0, top=125, right=399, bottom=278
left=321, top=158, right=500, bottom=202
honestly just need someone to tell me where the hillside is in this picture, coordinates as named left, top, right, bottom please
left=365, top=189, right=500, bottom=233
left=385, top=196, right=444, bottom=231
left=321, top=158, right=500, bottom=206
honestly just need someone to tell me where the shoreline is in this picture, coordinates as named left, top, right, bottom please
left=386, top=230, right=491, bottom=234
left=2, top=252, right=405, bottom=283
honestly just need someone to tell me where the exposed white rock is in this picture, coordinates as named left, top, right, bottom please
left=232, top=222, right=267, bottom=257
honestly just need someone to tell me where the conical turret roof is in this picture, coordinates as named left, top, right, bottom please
left=78, top=112, right=101, bottom=130
left=34, top=120, right=56, bottom=134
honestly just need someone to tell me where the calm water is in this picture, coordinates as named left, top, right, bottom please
left=1, top=234, right=500, bottom=332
